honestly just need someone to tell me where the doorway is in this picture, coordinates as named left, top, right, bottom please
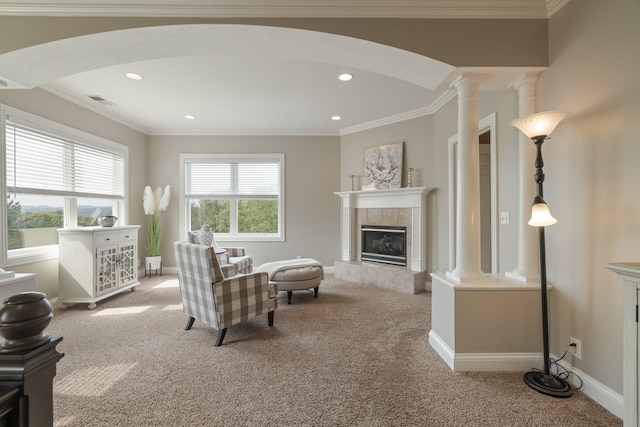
left=479, top=131, right=492, bottom=273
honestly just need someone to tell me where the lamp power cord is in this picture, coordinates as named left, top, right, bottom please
left=549, top=349, right=584, bottom=391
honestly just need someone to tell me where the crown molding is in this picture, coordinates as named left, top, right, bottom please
left=42, top=83, right=150, bottom=135
left=546, top=0, right=571, bottom=17
left=339, top=89, right=456, bottom=136
left=146, top=128, right=340, bottom=137
left=0, top=1, right=565, bottom=19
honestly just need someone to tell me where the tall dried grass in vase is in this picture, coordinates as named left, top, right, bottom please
left=143, top=185, right=171, bottom=258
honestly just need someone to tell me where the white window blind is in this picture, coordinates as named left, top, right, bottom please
left=186, top=163, right=232, bottom=196
left=185, top=158, right=280, bottom=199
left=237, top=163, right=279, bottom=196
left=5, top=115, right=125, bottom=199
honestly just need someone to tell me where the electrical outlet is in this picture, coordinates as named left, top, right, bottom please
left=500, top=212, right=510, bottom=225
left=569, top=336, right=582, bottom=360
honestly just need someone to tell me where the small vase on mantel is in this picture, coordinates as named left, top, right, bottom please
left=406, top=168, right=414, bottom=188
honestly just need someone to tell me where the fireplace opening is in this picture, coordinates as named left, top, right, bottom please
left=361, top=225, right=407, bottom=266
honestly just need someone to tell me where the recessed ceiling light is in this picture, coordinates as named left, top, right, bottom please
left=331, top=116, right=342, bottom=121
left=184, top=115, right=195, bottom=120
left=338, top=73, right=353, bottom=81
left=125, top=72, right=143, bottom=81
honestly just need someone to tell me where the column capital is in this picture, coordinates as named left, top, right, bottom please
left=449, top=73, right=485, bottom=91
left=508, top=73, right=540, bottom=90
left=508, top=73, right=540, bottom=101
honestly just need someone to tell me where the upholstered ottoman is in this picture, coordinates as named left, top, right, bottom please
left=256, top=258, right=324, bottom=304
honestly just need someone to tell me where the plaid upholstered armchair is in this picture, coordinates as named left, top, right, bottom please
left=173, top=241, right=278, bottom=347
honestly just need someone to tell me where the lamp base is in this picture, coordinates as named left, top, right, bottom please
left=523, top=371, right=573, bottom=398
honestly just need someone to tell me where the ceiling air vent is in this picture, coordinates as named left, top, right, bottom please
left=86, top=95, right=116, bottom=106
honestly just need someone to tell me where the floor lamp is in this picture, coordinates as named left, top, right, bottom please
left=510, top=111, right=573, bottom=398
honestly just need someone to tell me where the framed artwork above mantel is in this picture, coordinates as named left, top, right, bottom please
left=362, top=142, right=404, bottom=190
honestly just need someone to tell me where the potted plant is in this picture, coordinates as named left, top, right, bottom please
left=143, top=185, right=171, bottom=270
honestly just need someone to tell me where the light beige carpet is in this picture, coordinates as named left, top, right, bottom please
left=49, top=274, right=621, bottom=426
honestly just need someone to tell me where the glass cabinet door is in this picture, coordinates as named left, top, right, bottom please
left=96, top=245, right=118, bottom=295
left=118, top=242, right=137, bottom=286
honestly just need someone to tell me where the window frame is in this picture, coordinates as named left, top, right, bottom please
left=1, top=105, right=129, bottom=267
left=180, top=153, right=285, bottom=242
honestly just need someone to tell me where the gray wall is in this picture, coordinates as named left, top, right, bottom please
left=0, top=91, right=341, bottom=294
left=1, top=0, right=638, bottom=398
left=341, top=90, right=520, bottom=276
left=339, top=0, right=640, bottom=395
left=535, top=0, right=640, bottom=394
left=340, top=115, right=438, bottom=271
left=0, top=88, right=148, bottom=298
left=0, top=16, right=549, bottom=69
left=147, top=135, right=341, bottom=268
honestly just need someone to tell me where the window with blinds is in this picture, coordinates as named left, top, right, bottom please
left=6, top=115, right=124, bottom=199
left=182, top=154, right=284, bottom=241
left=2, top=108, right=128, bottom=265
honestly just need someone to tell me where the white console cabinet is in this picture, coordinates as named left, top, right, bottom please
left=58, top=226, right=140, bottom=309
left=607, top=262, right=640, bottom=427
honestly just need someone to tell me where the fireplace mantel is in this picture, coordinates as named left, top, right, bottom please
left=334, top=187, right=429, bottom=210
left=334, top=187, right=432, bottom=272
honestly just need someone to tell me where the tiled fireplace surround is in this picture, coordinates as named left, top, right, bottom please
left=334, top=188, right=430, bottom=294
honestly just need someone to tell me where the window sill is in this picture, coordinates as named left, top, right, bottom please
left=4, top=245, right=59, bottom=267
left=215, top=234, right=284, bottom=243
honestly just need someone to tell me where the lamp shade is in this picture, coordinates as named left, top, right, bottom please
left=510, top=111, right=569, bottom=139
left=528, top=196, right=557, bottom=227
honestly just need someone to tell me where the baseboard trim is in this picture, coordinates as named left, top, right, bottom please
left=428, top=330, right=455, bottom=370
left=554, top=358, right=623, bottom=419
left=138, top=266, right=334, bottom=277
left=453, top=352, right=543, bottom=372
left=138, top=267, right=177, bottom=277
left=48, top=296, right=62, bottom=309
left=429, top=330, right=542, bottom=371
left=429, top=329, right=622, bottom=419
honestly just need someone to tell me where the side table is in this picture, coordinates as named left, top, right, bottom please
left=0, top=336, right=64, bottom=427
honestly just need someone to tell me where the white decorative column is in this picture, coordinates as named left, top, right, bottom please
left=447, top=74, right=485, bottom=282
left=338, top=192, right=355, bottom=262
left=430, top=75, right=552, bottom=369
left=506, top=74, right=540, bottom=282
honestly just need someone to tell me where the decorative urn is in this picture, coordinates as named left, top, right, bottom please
left=200, top=224, right=215, bottom=246
left=0, top=292, right=53, bottom=353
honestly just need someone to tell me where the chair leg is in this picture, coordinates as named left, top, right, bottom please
left=214, top=328, right=228, bottom=347
left=268, top=310, right=275, bottom=326
left=185, top=317, right=195, bottom=331
left=314, top=286, right=319, bottom=298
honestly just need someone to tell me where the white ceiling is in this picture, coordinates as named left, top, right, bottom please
left=0, top=1, right=567, bottom=136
